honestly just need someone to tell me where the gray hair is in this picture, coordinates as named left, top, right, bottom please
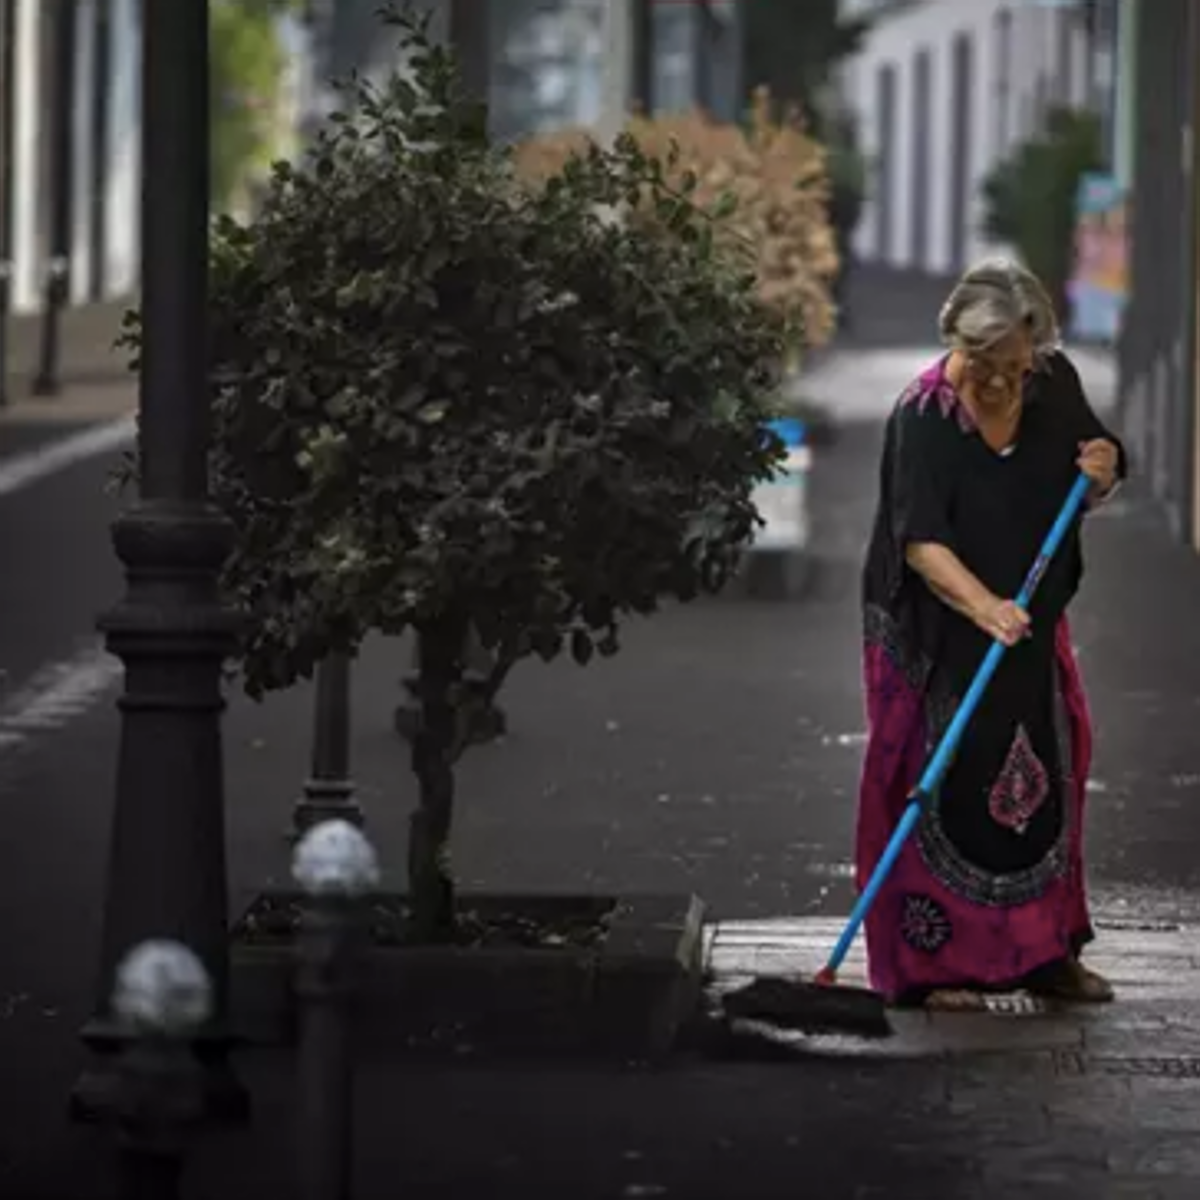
left=938, top=257, right=1060, bottom=360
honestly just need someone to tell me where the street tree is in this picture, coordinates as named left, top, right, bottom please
left=121, top=12, right=790, bottom=941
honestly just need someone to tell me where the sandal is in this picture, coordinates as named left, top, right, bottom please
left=1026, top=958, right=1114, bottom=1004
left=923, top=988, right=988, bottom=1013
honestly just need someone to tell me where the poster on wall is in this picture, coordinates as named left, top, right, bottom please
left=1067, top=172, right=1128, bottom=344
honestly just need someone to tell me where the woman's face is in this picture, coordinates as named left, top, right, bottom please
left=965, top=328, right=1035, bottom=409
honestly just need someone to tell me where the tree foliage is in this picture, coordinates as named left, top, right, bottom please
left=210, top=0, right=298, bottom=211
left=513, top=89, right=839, bottom=353
left=120, top=11, right=788, bottom=938
left=981, top=107, right=1103, bottom=319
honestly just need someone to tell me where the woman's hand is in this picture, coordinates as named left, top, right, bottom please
left=973, top=595, right=1031, bottom=647
left=1078, top=438, right=1119, bottom=496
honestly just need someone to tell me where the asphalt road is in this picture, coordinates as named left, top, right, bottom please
left=0, top=449, right=124, bottom=694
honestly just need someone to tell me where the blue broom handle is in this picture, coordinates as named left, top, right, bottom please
left=916, top=470, right=1092, bottom=795
left=824, top=471, right=1092, bottom=977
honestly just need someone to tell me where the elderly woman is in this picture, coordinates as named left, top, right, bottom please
left=856, top=258, right=1126, bottom=1011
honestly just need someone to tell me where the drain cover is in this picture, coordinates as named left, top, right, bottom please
left=1093, top=918, right=1185, bottom=933
left=982, top=993, right=1050, bottom=1016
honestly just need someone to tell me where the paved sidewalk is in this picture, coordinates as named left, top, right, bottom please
left=3, top=298, right=131, bottom=392
left=1, top=300, right=136, bottom=460
left=2, top=274, right=1198, bottom=1196
left=792, top=342, right=1118, bottom=423
left=0, top=380, right=134, bottom=427
left=792, top=338, right=1118, bottom=427
left=811, top=262, right=1119, bottom=422
left=170, top=1023, right=1200, bottom=1199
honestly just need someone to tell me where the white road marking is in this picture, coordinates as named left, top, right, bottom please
left=0, top=644, right=122, bottom=756
left=0, top=416, right=136, bottom=499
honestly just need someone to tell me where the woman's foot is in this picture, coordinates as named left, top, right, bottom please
left=1026, top=957, right=1115, bottom=1004
left=923, top=988, right=988, bottom=1013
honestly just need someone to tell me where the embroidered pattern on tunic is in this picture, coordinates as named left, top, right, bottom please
left=900, top=893, right=953, bottom=954
left=987, top=725, right=1050, bottom=834
left=863, top=602, right=930, bottom=691
left=896, top=368, right=977, bottom=434
left=916, top=668, right=1075, bottom=908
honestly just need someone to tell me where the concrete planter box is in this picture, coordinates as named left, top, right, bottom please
left=230, top=891, right=706, bottom=1062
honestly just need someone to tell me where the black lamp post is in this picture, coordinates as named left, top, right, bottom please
left=0, top=0, right=17, bottom=408
left=293, top=653, right=363, bottom=838
left=33, top=0, right=79, bottom=398
left=72, top=0, right=247, bottom=1125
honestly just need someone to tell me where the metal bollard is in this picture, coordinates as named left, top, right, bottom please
left=110, top=940, right=212, bottom=1200
left=0, top=259, right=10, bottom=409
left=292, top=819, right=381, bottom=1200
left=33, top=0, right=79, bottom=398
left=293, top=652, right=363, bottom=838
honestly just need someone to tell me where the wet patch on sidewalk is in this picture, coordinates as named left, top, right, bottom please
left=701, top=914, right=1200, bottom=1064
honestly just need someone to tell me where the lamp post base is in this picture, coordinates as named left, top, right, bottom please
left=71, top=1016, right=250, bottom=1127
left=291, top=778, right=364, bottom=841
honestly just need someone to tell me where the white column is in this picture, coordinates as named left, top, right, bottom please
left=966, top=15, right=994, bottom=266
left=928, top=39, right=954, bottom=273
left=1111, top=0, right=1137, bottom=190
left=853, top=55, right=882, bottom=263
left=891, top=54, right=913, bottom=269
left=104, top=0, right=139, bottom=298
left=597, top=0, right=632, bottom=144
left=11, top=0, right=42, bottom=312
left=1069, top=13, right=1090, bottom=111
left=72, top=0, right=96, bottom=304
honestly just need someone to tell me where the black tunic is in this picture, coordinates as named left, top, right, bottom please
left=863, top=350, right=1126, bottom=889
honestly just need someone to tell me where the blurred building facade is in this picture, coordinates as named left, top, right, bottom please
left=0, top=0, right=142, bottom=316
left=326, top=0, right=742, bottom=146
left=836, top=0, right=1200, bottom=554
left=1117, top=0, right=1200, bottom=549
left=837, top=0, right=1110, bottom=279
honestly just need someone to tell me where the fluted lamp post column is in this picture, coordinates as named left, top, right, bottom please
left=72, top=0, right=247, bottom=1124
left=293, top=652, right=364, bottom=838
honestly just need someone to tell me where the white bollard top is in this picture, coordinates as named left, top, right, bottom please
left=112, top=940, right=213, bottom=1036
left=292, top=818, right=381, bottom=898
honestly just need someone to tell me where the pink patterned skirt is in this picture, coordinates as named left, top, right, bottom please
left=855, top=616, right=1094, bottom=1001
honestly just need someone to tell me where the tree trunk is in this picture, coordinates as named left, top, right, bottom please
left=407, top=615, right=465, bottom=941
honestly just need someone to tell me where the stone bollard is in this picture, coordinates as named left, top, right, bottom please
left=292, top=819, right=381, bottom=1200
left=110, top=940, right=213, bottom=1200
